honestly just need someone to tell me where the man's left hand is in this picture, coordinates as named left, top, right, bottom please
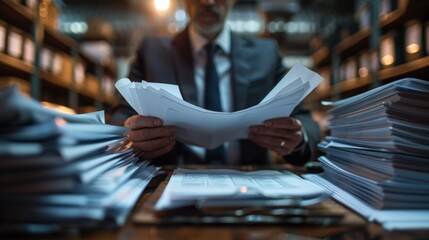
left=248, top=117, right=303, bottom=156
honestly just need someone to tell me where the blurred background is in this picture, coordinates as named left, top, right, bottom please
left=1, top=0, right=429, bottom=134
left=57, top=0, right=355, bottom=78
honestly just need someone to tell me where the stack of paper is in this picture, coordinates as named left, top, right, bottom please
left=306, top=78, right=429, bottom=230
left=155, top=168, right=330, bottom=211
left=0, top=86, right=157, bottom=232
left=115, top=64, right=323, bottom=149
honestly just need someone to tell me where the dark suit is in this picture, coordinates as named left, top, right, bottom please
left=110, top=28, right=320, bottom=166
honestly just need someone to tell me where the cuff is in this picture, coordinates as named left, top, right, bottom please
left=292, top=126, right=308, bottom=154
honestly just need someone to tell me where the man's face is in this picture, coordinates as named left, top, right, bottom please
left=185, top=0, right=236, bottom=39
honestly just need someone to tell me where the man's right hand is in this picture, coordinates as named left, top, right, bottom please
left=124, top=115, right=176, bottom=160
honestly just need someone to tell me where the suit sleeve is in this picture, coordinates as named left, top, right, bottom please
left=108, top=40, right=147, bottom=126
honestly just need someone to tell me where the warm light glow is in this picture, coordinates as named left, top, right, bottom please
left=358, top=67, right=369, bottom=78
left=239, top=186, right=248, bottom=193
left=381, top=55, right=394, bottom=66
left=42, top=101, right=76, bottom=114
left=154, top=0, right=170, bottom=12
left=406, top=43, right=420, bottom=54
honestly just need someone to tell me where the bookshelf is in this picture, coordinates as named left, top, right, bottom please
left=307, top=0, right=429, bottom=138
left=309, top=0, right=429, bottom=102
left=0, top=0, right=117, bottom=113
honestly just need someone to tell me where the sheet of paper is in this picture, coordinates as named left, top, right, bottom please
left=116, top=63, right=323, bottom=149
left=155, top=168, right=328, bottom=210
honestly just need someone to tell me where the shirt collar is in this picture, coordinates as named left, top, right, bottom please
left=189, top=24, right=231, bottom=55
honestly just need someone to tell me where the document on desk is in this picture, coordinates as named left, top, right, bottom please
left=116, top=64, right=323, bottom=149
left=155, top=168, right=329, bottom=210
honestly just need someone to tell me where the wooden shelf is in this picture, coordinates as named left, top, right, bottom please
left=313, top=47, right=330, bottom=67
left=0, top=53, right=34, bottom=79
left=40, top=70, right=71, bottom=89
left=379, top=0, right=409, bottom=30
left=313, top=87, right=332, bottom=101
left=380, top=0, right=429, bottom=33
left=337, top=76, right=372, bottom=94
left=380, top=56, right=429, bottom=81
left=44, top=26, right=79, bottom=53
left=333, top=28, right=371, bottom=59
left=310, top=76, right=373, bottom=101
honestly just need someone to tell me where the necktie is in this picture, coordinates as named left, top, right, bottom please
left=204, top=43, right=225, bottom=165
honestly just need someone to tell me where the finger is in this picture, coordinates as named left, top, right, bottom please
left=128, top=126, right=175, bottom=142
left=132, top=135, right=175, bottom=152
left=141, top=140, right=176, bottom=159
left=272, top=146, right=294, bottom=156
left=125, top=115, right=163, bottom=129
left=249, top=135, right=294, bottom=155
left=249, top=133, right=292, bottom=151
left=250, top=126, right=302, bottom=140
left=263, top=118, right=302, bottom=130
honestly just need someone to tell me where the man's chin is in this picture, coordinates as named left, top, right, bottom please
left=195, top=23, right=223, bottom=38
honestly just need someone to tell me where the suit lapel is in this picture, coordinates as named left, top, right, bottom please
left=230, top=33, right=252, bottom=111
left=170, top=28, right=199, bottom=106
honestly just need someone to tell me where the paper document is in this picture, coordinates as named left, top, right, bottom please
left=0, top=86, right=158, bottom=231
left=305, top=174, right=429, bottom=230
left=155, top=168, right=329, bottom=210
left=116, top=64, right=323, bottom=149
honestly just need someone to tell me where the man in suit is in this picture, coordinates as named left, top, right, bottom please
left=110, top=0, right=320, bottom=166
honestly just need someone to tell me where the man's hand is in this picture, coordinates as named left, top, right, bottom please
left=248, top=117, right=303, bottom=156
left=124, top=115, right=176, bottom=159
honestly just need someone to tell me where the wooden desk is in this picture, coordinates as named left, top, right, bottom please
left=3, top=166, right=425, bottom=240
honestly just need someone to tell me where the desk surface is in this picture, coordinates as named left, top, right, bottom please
left=3, top=165, right=427, bottom=240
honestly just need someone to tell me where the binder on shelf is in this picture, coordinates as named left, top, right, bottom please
left=59, top=53, right=73, bottom=86
left=379, top=0, right=398, bottom=20
left=357, top=4, right=370, bottom=30
left=74, top=59, right=86, bottom=89
left=405, top=19, right=423, bottom=62
left=22, top=34, right=35, bottom=64
left=0, top=20, right=6, bottom=53
left=40, top=46, right=53, bottom=72
left=425, top=21, right=429, bottom=55
left=345, top=57, right=357, bottom=81
left=6, top=26, right=24, bottom=59
left=340, top=57, right=357, bottom=82
left=380, top=30, right=405, bottom=68
left=368, top=49, right=379, bottom=74
left=358, top=51, right=370, bottom=78
left=52, top=51, right=64, bottom=76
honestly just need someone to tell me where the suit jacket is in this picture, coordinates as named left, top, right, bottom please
left=110, top=27, right=320, bottom=166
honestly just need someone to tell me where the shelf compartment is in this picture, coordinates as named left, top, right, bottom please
left=44, top=26, right=79, bottom=53
left=334, top=28, right=371, bottom=59
left=0, top=0, right=36, bottom=33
